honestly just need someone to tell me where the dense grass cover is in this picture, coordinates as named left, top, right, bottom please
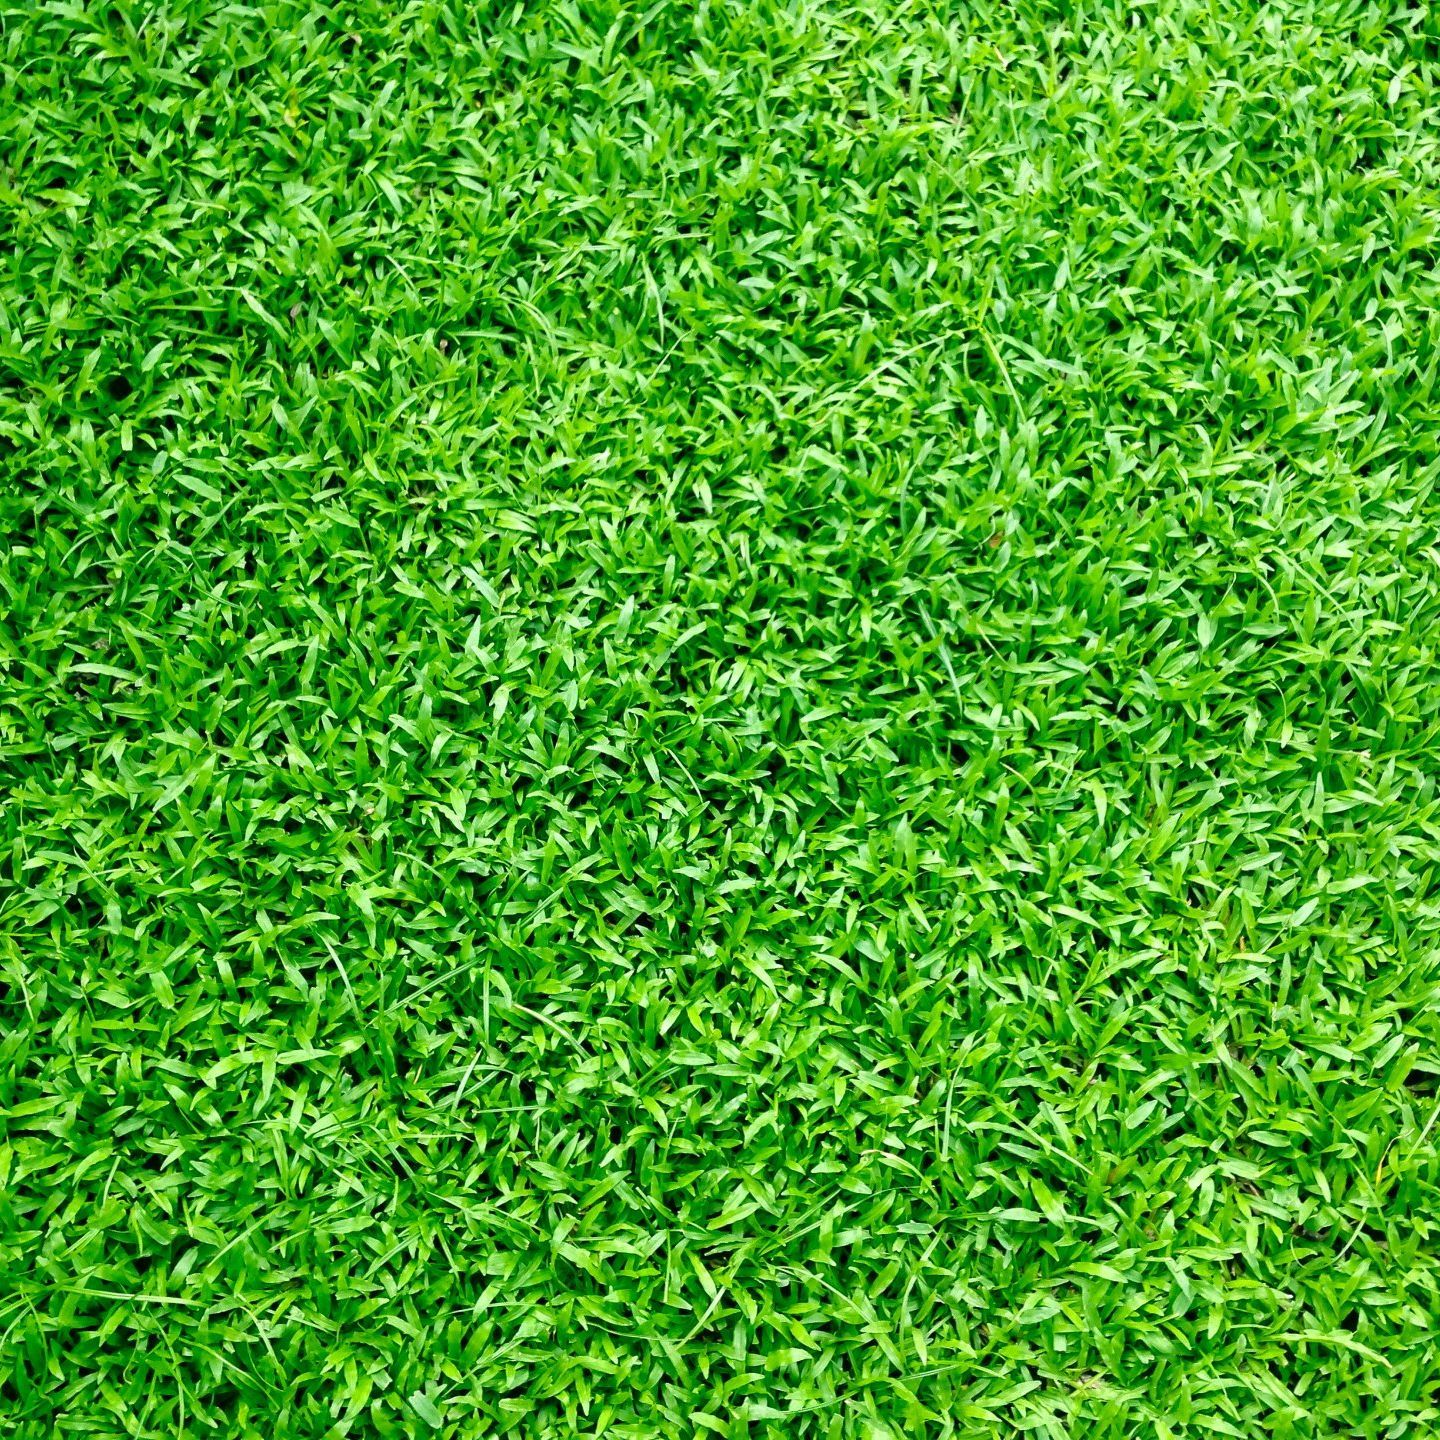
left=4, top=1, right=1440, bottom=1435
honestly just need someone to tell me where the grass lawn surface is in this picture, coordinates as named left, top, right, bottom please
left=4, top=1, right=1440, bottom=1436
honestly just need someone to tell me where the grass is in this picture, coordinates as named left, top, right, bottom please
left=3, top=0, right=1440, bottom=1435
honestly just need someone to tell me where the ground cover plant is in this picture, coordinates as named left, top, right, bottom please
left=3, top=0, right=1440, bottom=1435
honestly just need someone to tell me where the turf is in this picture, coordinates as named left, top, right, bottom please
left=3, top=1, right=1440, bottom=1436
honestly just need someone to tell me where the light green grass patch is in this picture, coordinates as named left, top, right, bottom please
left=3, top=1, right=1440, bottom=1436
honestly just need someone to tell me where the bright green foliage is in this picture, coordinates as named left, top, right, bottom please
left=4, top=0, right=1440, bottom=1436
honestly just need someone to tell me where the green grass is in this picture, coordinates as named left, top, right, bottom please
left=3, top=0, right=1440, bottom=1435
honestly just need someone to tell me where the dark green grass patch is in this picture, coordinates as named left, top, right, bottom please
left=4, top=0, right=1440, bottom=1435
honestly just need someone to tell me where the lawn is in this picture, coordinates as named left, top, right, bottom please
left=3, top=1, right=1440, bottom=1436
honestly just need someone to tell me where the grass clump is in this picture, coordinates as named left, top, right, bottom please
left=4, top=1, right=1440, bottom=1436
